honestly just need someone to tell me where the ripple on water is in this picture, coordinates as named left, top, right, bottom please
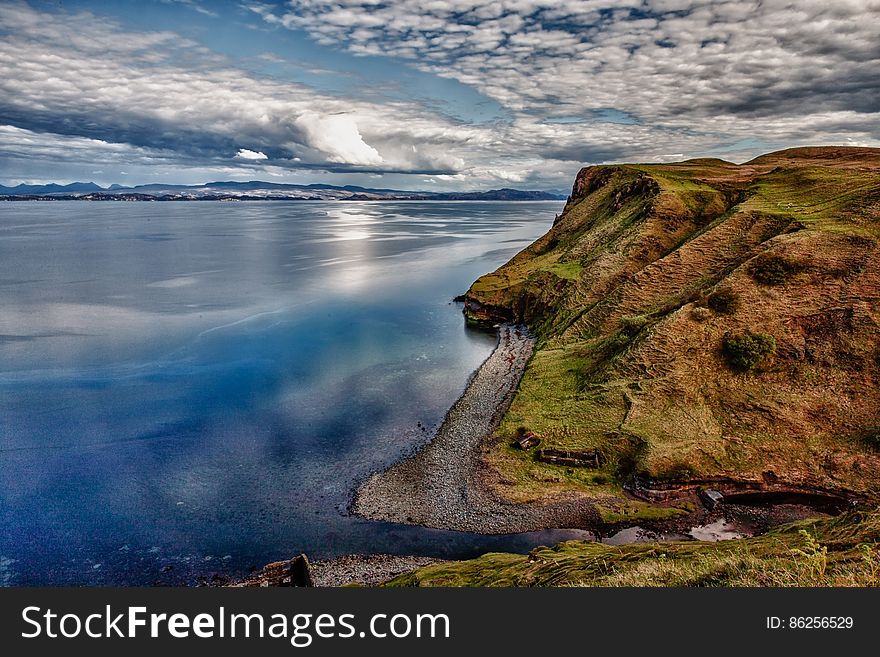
left=0, top=556, right=17, bottom=586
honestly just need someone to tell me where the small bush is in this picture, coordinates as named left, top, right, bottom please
left=706, top=287, right=740, bottom=314
left=858, top=429, right=880, bottom=452
left=722, top=332, right=777, bottom=371
left=748, top=254, right=804, bottom=285
left=690, top=306, right=711, bottom=322
left=605, top=434, right=649, bottom=483
left=619, top=314, right=650, bottom=336
left=791, top=530, right=828, bottom=579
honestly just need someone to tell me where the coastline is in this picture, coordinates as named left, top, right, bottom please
left=236, top=323, right=851, bottom=587
left=353, top=324, right=598, bottom=534
left=235, top=323, right=850, bottom=586
left=237, top=554, right=444, bottom=588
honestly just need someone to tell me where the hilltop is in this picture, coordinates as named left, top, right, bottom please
left=459, top=146, right=879, bottom=518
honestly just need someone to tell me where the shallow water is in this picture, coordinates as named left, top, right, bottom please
left=687, top=519, right=747, bottom=542
left=602, top=526, right=689, bottom=545
left=0, top=199, right=597, bottom=585
left=601, top=519, right=754, bottom=545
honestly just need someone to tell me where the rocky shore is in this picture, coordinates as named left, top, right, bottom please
left=354, top=325, right=597, bottom=533
left=238, top=554, right=442, bottom=587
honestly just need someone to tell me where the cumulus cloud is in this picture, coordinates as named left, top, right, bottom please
left=265, top=1, right=880, bottom=119
left=293, top=113, right=383, bottom=166
left=259, top=1, right=880, bottom=163
left=0, top=124, right=179, bottom=165
left=235, top=148, right=269, bottom=161
left=0, top=2, right=476, bottom=179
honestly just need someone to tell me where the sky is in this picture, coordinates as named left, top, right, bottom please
left=1, top=0, right=879, bottom=191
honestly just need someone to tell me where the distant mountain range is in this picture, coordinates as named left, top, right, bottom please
left=0, top=181, right=566, bottom=201
left=0, top=182, right=106, bottom=195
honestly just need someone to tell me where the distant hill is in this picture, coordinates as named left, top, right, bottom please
left=0, top=180, right=565, bottom=201
left=0, top=181, right=104, bottom=195
left=428, top=188, right=563, bottom=201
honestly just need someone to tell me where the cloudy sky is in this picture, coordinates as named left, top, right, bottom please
left=1, top=0, right=878, bottom=191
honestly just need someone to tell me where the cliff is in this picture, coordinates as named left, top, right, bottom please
left=462, top=147, right=880, bottom=508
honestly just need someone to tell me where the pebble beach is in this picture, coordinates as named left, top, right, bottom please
left=354, top=325, right=596, bottom=534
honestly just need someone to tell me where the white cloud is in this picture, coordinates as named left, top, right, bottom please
left=0, top=124, right=180, bottom=164
left=0, top=2, right=475, bottom=177
left=259, top=1, right=880, bottom=166
left=2, top=1, right=880, bottom=190
left=235, top=148, right=268, bottom=161
left=292, top=113, right=383, bottom=166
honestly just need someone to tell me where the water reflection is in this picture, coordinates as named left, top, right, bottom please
left=0, top=200, right=563, bottom=585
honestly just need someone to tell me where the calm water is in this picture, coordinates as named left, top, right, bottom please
left=0, top=200, right=586, bottom=586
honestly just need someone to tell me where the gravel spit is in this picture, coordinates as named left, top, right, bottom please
left=353, top=325, right=596, bottom=534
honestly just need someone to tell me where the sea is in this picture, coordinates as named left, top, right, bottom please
left=0, top=199, right=601, bottom=586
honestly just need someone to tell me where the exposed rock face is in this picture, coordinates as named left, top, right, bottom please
left=699, top=489, right=725, bottom=511
left=463, top=147, right=880, bottom=502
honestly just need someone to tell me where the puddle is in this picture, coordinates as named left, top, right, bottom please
left=601, top=526, right=688, bottom=545
left=687, top=519, right=749, bottom=541
left=602, top=519, right=752, bottom=545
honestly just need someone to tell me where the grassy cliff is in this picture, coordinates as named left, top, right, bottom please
left=386, top=151, right=879, bottom=586
left=462, top=147, right=880, bottom=513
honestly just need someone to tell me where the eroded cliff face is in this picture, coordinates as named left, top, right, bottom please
left=463, top=147, right=880, bottom=505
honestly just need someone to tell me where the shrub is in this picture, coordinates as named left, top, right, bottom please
left=791, top=530, right=828, bottom=580
left=858, top=429, right=880, bottom=452
left=604, top=434, right=649, bottom=483
left=748, top=254, right=804, bottom=285
left=706, top=287, right=740, bottom=314
left=690, top=306, right=711, bottom=322
left=722, top=332, right=777, bottom=371
left=619, top=314, right=650, bottom=336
